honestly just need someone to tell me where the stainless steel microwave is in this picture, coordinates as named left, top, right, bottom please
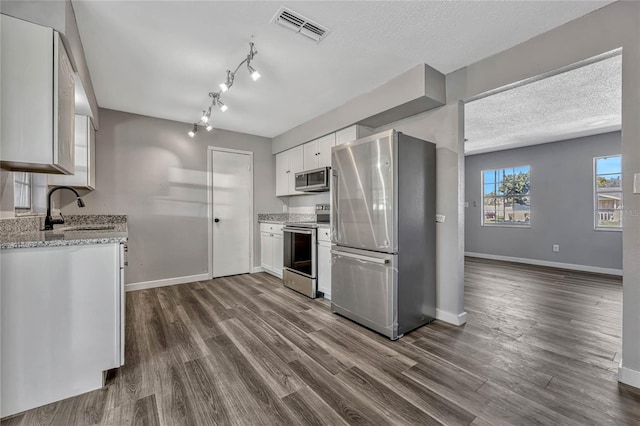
left=295, top=167, right=330, bottom=192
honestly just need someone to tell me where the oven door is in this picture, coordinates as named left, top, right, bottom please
left=283, top=227, right=317, bottom=278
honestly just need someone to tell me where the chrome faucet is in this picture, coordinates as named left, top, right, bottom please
left=44, top=186, right=86, bottom=230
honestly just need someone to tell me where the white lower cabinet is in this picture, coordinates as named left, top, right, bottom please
left=260, top=223, right=283, bottom=277
left=0, top=242, right=125, bottom=417
left=272, top=233, right=283, bottom=277
left=317, top=226, right=332, bottom=299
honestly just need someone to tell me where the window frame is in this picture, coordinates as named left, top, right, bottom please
left=481, top=165, right=531, bottom=228
left=594, top=154, right=623, bottom=232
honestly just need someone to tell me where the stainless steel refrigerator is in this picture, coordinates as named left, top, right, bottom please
left=330, top=129, right=436, bottom=340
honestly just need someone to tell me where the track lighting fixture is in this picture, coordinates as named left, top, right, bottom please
left=188, top=41, right=262, bottom=137
left=188, top=123, right=197, bottom=138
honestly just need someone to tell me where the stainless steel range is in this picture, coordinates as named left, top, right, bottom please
left=283, top=222, right=318, bottom=298
left=282, top=204, right=330, bottom=299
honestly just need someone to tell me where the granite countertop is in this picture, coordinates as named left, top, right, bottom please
left=258, top=213, right=318, bottom=224
left=1, top=215, right=128, bottom=249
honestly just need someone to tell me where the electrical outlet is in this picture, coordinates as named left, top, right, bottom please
left=435, top=214, right=446, bottom=223
left=282, top=205, right=288, bottom=212
left=552, top=244, right=560, bottom=253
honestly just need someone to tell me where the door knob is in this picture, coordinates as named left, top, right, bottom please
left=214, top=218, right=220, bottom=223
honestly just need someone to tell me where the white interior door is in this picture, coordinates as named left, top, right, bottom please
left=212, top=149, right=252, bottom=277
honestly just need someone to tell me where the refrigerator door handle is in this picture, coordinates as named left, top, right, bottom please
left=332, top=169, right=339, bottom=242
left=332, top=250, right=390, bottom=265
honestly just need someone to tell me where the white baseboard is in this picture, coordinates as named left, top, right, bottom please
left=619, top=363, right=640, bottom=388
left=436, top=309, right=467, bottom=326
left=125, top=273, right=210, bottom=292
left=251, top=266, right=264, bottom=274
left=465, top=252, right=622, bottom=276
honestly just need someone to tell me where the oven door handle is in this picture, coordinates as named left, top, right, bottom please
left=284, top=228, right=314, bottom=235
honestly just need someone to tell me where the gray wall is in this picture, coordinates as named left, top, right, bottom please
left=447, top=1, right=640, bottom=383
left=60, top=108, right=282, bottom=284
left=373, top=104, right=465, bottom=325
left=465, top=132, right=622, bottom=270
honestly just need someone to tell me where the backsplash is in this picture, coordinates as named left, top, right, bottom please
left=0, top=215, right=127, bottom=235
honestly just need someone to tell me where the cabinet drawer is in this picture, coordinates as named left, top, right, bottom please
left=260, top=223, right=283, bottom=234
left=318, top=226, right=331, bottom=242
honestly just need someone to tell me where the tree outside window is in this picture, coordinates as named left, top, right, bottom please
left=482, top=166, right=531, bottom=226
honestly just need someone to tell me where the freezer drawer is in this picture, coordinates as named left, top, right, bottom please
left=330, top=247, right=399, bottom=339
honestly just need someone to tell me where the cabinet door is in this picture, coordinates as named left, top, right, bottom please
left=54, top=33, right=75, bottom=175
left=260, top=232, right=273, bottom=271
left=49, top=115, right=91, bottom=188
left=272, top=233, right=283, bottom=277
left=317, top=242, right=331, bottom=298
left=288, top=145, right=304, bottom=195
left=317, top=133, right=336, bottom=168
left=275, top=152, right=289, bottom=196
left=303, top=139, right=319, bottom=171
left=88, top=119, right=96, bottom=189
left=1, top=244, right=120, bottom=417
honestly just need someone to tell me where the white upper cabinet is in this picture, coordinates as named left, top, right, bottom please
left=275, top=145, right=304, bottom=196
left=274, top=126, right=370, bottom=197
left=1, top=15, right=75, bottom=174
left=335, top=125, right=373, bottom=146
left=303, top=133, right=335, bottom=170
left=303, top=139, right=319, bottom=170
left=317, top=133, right=336, bottom=168
left=49, top=115, right=96, bottom=189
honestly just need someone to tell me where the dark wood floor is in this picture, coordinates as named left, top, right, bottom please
left=4, top=258, right=640, bottom=425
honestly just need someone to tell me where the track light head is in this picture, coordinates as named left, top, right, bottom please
left=247, top=64, right=261, bottom=81
left=206, top=124, right=213, bottom=131
left=188, top=123, right=197, bottom=138
left=218, top=100, right=228, bottom=112
left=220, top=70, right=234, bottom=92
left=201, top=109, right=210, bottom=123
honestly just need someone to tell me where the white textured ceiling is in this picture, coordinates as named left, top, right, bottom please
left=71, top=0, right=615, bottom=138
left=464, top=54, right=621, bottom=155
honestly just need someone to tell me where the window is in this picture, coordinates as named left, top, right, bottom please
left=595, top=155, right=622, bottom=230
left=14, top=172, right=32, bottom=213
left=482, top=166, right=531, bottom=226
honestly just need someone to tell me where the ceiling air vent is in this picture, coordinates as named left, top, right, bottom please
left=271, top=7, right=330, bottom=43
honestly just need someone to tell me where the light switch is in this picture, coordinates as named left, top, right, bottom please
left=435, top=214, right=446, bottom=223
left=464, top=202, right=469, bottom=208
